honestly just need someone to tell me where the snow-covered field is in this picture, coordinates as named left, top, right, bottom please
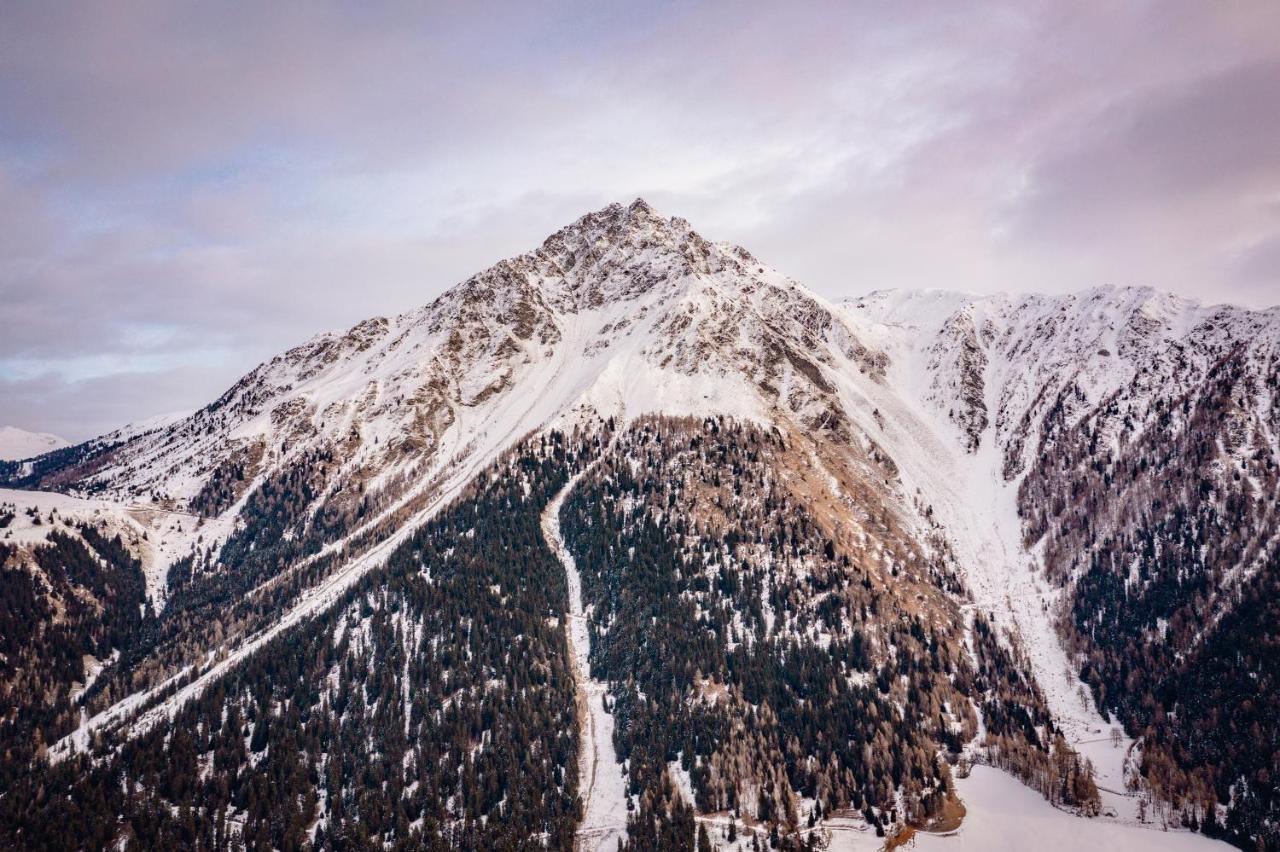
left=909, top=766, right=1228, bottom=852
left=821, top=767, right=1228, bottom=852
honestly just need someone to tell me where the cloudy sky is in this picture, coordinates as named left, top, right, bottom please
left=2, top=1, right=1278, bottom=440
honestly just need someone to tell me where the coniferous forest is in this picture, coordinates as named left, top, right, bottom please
left=1020, top=346, right=1280, bottom=849
left=0, top=418, right=1103, bottom=850
left=1, top=433, right=588, bottom=851
left=0, top=518, right=150, bottom=789
left=561, top=418, right=1096, bottom=849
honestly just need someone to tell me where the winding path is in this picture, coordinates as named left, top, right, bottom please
left=541, top=470, right=629, bottom=852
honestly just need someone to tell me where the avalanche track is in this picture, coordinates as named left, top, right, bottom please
left=838, top=336, right=1147, bottom=826
left=541, top=468, right=629, bottom=852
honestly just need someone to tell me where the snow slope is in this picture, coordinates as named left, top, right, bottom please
left=827, top=316, right=1135, bottom=810
left=0, top=426, right=68, bottom=460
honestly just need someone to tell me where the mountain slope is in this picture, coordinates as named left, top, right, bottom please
left=17, top=201, right=895, bottom=756
left=843, top=286, right=1280, bottom=848
left=0, top=203, right=1269, bottom=850
left=0, top=426, right=68, bottom=461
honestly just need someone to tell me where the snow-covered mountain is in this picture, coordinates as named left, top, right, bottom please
left=0, top=425, right=68, bottom=460
left=846, top=286, right=1280, bottom=474
left=1, top=201, right=1274, bottom=851
left=36, top=199, right=873, bottom=503
left=8, top=200, right=886, bottom=620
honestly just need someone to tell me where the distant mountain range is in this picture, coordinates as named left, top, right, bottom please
left=0, top=425, right=68, bottom=461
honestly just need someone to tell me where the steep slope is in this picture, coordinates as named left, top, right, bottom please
left=844, top=286, right=1280, bottom=849
left=9, top=201, right=891, bottom=766
left=0, top=489, right=178, bottom=788
left=557, top=417, right=1006, bottom=845
left=12, top=199, right=872, bottom=508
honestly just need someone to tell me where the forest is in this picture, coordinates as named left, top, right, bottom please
left=1, top=417, right=1105, bottom=850
left=1020, top=346, right=1280, bottom=849
left=0, top=431, right=590, bottom=851
left=0, top=515, right=150, bottom=790
left=561, top=417, right=1097, bottom=848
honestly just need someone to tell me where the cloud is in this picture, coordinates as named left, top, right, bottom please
left=1, top=1, right=1278, bottom=439
left=1229, top=230, right=1280, bottom=294
left=0, top=365, right=222, bottom=442
left=1010, top=59, right=1280, bottom=240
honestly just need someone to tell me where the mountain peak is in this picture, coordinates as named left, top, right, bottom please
left=549, top=197, right=685, bottom=247
left=502, top=199, right=743, bottom=310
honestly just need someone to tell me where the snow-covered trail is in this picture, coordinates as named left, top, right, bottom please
left=541, top=469, right=628, bottom=852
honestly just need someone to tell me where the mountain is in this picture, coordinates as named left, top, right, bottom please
left=844, top=286, right=1280, bottom=847
left=0, top=426, right=69, bottom=461
left=0, top=200, right=1274, bottom=851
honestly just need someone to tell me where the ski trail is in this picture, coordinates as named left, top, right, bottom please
left=541, top=467, right=628, bottom=852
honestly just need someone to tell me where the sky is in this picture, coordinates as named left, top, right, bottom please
left=2, top=1, right=1278, bottom=441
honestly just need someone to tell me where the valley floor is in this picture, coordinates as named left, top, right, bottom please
left=910, top=766, right=1227, bottom=852
left=820, top=767, right=1228, bottom=852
